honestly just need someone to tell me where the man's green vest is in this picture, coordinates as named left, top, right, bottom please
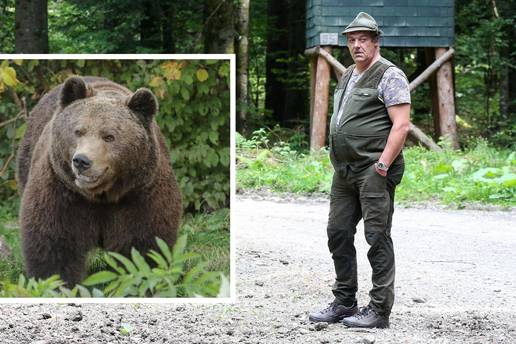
left=329, top=58, right=404, bottom=172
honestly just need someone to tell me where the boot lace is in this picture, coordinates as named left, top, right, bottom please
left=354, top=306, right=375, bottom=319
left=323, top=302, right=339, bottom=313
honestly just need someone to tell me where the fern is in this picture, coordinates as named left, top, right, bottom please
left=0, top=235, right=228, bottom=298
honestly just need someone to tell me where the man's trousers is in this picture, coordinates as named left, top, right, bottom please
left=327, top=162, right=404, bottom=316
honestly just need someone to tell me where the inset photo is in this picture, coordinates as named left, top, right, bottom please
left=0, top=56, right=232, bottom=300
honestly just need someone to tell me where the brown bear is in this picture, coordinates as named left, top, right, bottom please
left=16, top=76, right=182, bottom=286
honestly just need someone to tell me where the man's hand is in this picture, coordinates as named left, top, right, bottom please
left=374, top=163, right=388, bottom=177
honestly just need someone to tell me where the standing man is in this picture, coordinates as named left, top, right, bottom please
left=309, top=12, right=411, bottom=328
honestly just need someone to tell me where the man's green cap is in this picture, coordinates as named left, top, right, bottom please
left=342, top=12, right=382, bottom=35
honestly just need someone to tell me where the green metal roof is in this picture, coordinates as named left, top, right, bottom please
left=306, top=0, right=454, bottom=48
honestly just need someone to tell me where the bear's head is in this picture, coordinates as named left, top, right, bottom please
left=50, top=76, right=161, bottom=202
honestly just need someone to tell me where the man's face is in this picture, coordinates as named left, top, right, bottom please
left=346, top=31, right=378, bottom=65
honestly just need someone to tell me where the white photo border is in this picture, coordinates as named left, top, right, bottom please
left=0, top=54, right=236, bottom=304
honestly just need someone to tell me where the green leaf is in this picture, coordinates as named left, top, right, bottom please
left=471, top=167, right=502, bottom=182
left=172, top=235, right=188, bottom=262
left=148, top=250, right=169, bottom=268
left=180, top=88, right=190, bottom=100
left=209, top=132, right=218, bottom=144
left=104, top=254, right=125, bottom=274
left=182, top=73, right=193, bottom=85
left=15, top=123, right=26, bottom=139
left=1, top=66, right=18, bottom=87
left=131, top=248, right=151, bottom=274
left=451, top=159, right=468, bottom=173
left=82, top=271, right=118, bottom=286
left=156, top=237, right=173, bottom=263
left=91, top=288, right=105, bottom=298
left=196, top=68, right=209, bottom=82
left=103, top=280, right=121, bottom=296
left=109, top=252, right=138, bottom=275
left=75, top=285, right=92, bottom=298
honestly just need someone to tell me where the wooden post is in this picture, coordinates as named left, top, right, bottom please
left=310, top=46, right=331, bottom=152
left=435, top=47, right=459, bottom=149
left=309, top=55, right=317, bottom=139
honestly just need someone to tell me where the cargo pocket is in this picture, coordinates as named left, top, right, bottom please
left=348, top=88, right=378, bottom=112
left=361, top=191, right=389, bottom=237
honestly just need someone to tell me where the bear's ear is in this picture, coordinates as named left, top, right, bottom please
left=126, top=88, right=158, bottom=123
left=60, top=76, right=93, bottom=108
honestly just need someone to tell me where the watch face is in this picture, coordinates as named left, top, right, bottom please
left=377, top=162, right=388, bottom=170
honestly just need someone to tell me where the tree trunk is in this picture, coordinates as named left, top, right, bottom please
left=265, top=0, right=307, bottom=128
left=283, top=0, right=307, bottom=128
left=141, top=0, right=163, bottom=51
left=496, top=0, right=515, bottom=119
left=15, top=0, right=48, bottom=53
left=236, top=0, right=250, bottom=132
left=425, top=48, right=441, bottom=139
left=265, top=0, right=289, bottom=127
left=162, top=0, right=176, bottom=53
left=204, top=0, right=235, bottom=53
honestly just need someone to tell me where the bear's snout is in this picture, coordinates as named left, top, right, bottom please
left=72, top=153, right=92, bottom=173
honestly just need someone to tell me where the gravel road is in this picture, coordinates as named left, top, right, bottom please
left=1, top=195, right=515, bottom=343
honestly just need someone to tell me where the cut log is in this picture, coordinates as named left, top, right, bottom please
left=306, top=47, right=346, bottom=79
left=409, top=47, right=454, bottom=91
left=310, top=46, right=331, bottom=151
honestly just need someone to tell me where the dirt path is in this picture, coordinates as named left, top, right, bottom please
left=1, top=196, right=515, bottom=343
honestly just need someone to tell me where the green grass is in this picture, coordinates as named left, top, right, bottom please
left=181, top=208, right=230, bottom=275
left=237, top=135, right=515, bottom=208
left=0, top=202, right=23, bottom=282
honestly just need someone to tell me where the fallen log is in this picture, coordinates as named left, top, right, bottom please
left=408, top=123, right=443, bottom=152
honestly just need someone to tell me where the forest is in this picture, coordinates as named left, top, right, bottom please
left=0, top=0, right=514, bottom=148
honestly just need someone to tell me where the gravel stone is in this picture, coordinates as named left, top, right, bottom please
left=412, top=298, right=426, bottom=303
left=71, top=311, right=83, bottom=322
left=40, top=313, right=52, bottom=320
left=314, top=322, right=328, bottom=331
left=361, top=335, right=376, bottom=344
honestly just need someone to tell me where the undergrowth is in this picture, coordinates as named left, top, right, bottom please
left=237, top=130, right=515, bottom=208
left=0, top=207, right=230, bottom=297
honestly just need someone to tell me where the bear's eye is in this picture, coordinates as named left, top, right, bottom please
left=74, top=129, right=84, bottom=137
left=103, top=135, right=115, bottom=142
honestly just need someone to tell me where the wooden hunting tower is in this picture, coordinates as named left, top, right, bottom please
left=306, top=0, right=458, bottom=151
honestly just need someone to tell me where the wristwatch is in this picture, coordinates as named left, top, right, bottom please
left=376, top=161, right=389, bottom=172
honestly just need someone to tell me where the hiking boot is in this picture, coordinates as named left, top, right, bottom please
left=308, top=301, right=358, bottom=323
left=341, top=305, right=389, bottom=328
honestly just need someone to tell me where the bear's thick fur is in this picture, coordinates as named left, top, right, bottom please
left=16, top=76, right=182, bottom=286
